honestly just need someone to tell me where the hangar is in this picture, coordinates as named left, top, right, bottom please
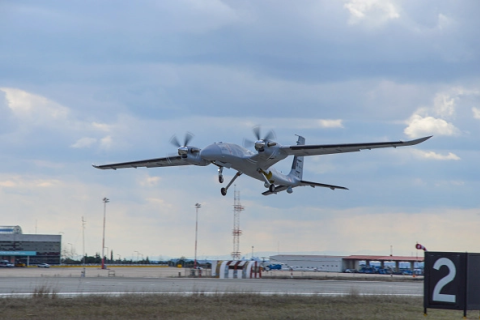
left=0, top=226, right=61, bottom=265
left=270, top=254, right=424, bottom=272
left=269, top=255, right=346, bottom=272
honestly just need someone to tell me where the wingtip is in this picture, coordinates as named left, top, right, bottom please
left=408, top=135, right=433, bottom=145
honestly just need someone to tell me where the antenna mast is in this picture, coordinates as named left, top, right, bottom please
left=231, top=185, right=244, bottom=260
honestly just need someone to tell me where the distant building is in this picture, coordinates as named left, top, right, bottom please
left=270, top=255, right=346, bottom=272
left=0, top=226, right=61, bottom=265
left=0, top=226, right=23, bottom=234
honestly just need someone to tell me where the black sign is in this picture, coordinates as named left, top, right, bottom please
left=466, top=253, right=480, bottom=310
left=424, top=252, right=467, bottom=311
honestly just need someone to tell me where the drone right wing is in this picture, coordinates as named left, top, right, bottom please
left=92, top=156, right=191, bottom=170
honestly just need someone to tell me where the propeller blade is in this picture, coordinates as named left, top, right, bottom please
left=184, top=132, right=194, bottom=146
left=263, top=129, right=276, bottom=141
left=243, top=138, right=254, bottom=148
left=253, top=126, right=261, bottom=140
left=170, top=135, right=181, bottom=148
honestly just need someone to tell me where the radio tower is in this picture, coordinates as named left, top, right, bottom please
left=231, top=185, right=244, bottom=260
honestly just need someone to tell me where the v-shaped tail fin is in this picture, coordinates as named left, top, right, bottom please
left=289, top=135, right=305, bottom=179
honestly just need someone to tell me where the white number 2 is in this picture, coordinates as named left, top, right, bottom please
left=432, top=257, right=456, bottom=303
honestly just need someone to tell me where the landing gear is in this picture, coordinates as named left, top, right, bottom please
left=220, top=171, right=242, bottom=196
left=218, top=167, right=224, bottom=183
left=258, top=169, right=275, bottom=192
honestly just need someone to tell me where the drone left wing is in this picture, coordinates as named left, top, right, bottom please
left=92, top=156, right=191, bottom=170
left=281, top=136, right=431, bottom=157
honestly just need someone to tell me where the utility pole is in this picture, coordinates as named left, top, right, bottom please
left=101, top=197, right=109, bottom=269
left=82, top=216, right=86, bottom=277
left=231, top=185, right=243, bottom=260
left=194, top=203, right=201, bottom=269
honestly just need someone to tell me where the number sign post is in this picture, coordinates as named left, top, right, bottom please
left=424, top=251, right=480, bottom=317
left=424, top=252, right=467, bottom=315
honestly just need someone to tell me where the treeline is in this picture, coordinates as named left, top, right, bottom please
left=62, top=253, right=154, bottom=265
left=61, top=254, right=211, bottom=268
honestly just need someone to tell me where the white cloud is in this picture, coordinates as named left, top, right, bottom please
left=100, top=135, right=113, bottom=149
left=318, top=119, right=344, bottom=128
left=410, top=149, right=460, bottom=161
left=473, top=107, right=480, bottom=120
left=0, top=175, right=62, bottom=188
left=70, top=137, right=97, bottom=149
left=433, top=92, right=456, bottom=118
left=139, top=176, right=161, bottom=187
left=343, top=0, right=399, bottom=26
left=404, top=114, right=459, bottom=138
left=0, top=87, right=68, bottom=125
left=92, top=122, right=111, bottom=132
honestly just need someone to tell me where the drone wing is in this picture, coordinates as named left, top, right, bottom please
left=262, top=181, right=348, bottom=196
left=92, top=156, right=191, bottom=170
left=281, top=136, right=431, bottom=157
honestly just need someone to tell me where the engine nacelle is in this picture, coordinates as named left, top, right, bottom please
left=287, top=187, right=293, bottom=194
left=183, top=153, right=209, bottom=166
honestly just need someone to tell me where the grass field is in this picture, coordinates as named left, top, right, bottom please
left=0, top=291, right=470, bottom=319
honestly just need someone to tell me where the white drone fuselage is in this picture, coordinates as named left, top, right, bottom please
left=197, top=142, right=295, bottom=186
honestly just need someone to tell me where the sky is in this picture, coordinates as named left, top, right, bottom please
left=1, top=0, right=479, bottom=261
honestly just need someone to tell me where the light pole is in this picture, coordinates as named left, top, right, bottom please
left=194, top=203, right=201, bottom=269
left=252, top=246, right=254, bottom=260
left=101, top=197, right=109, bottom=269
left=67, top=243, right=73, bottom=259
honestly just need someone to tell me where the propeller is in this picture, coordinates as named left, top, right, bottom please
left=243, top=126, right=277, bottom=151
left=170, top=132, right=197, bottom=157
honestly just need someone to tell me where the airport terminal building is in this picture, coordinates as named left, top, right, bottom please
left=0, top=226, right=61, bottom=265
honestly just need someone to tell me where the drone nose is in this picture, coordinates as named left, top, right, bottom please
left=200, top=144, right=220, bottom=161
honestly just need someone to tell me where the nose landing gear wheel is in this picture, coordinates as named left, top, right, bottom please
left=221, top=187, right=227, bottom=196
left=219, top=175, right=224, bottom=183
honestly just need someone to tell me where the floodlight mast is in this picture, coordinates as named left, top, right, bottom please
left=101, top=197, right=109, bottom=270
left=194, top=203, right=201, bottom=270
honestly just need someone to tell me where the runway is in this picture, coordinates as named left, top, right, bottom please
left=0, top=278, right=422, bottom=297
left=0, top=267, right=423, bottom=297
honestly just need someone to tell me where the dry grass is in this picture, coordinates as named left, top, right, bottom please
left=0, top=293, right=469, bottom=319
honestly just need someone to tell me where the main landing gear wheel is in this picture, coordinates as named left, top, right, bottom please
left=219, top=175, right=224, bottom=183
left=269, top=184, right=275, bottom=192
left=221, top=187, right=227, bottom=196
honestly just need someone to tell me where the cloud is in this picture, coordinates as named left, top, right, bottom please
left=0, top=175, right=62, bottom=188
left=343, top=0, right=400, bottom=26
left=473, top=107, right=480, bottom=120
left=70, top=137, right=97, bottom=149
left=100, top=136, right=113, bottom=149
left=433, top=92, right=456, bottom=118
left=139, top=176, right=161, bottom=187
left=0, top=87, right=68, bottom=126
left=404, top=114, right=459, bottom=138
left=410, top=149, right=460, bottom=161
left=318, top=119, right=344, bottom=128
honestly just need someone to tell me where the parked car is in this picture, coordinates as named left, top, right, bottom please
left=265, top=264, right=282, bottom=271
left=37, top=263, right=50, bottom=268
left=344, top=269, right=357, bottom=273
left=0, top=260, right=14, bottom=268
